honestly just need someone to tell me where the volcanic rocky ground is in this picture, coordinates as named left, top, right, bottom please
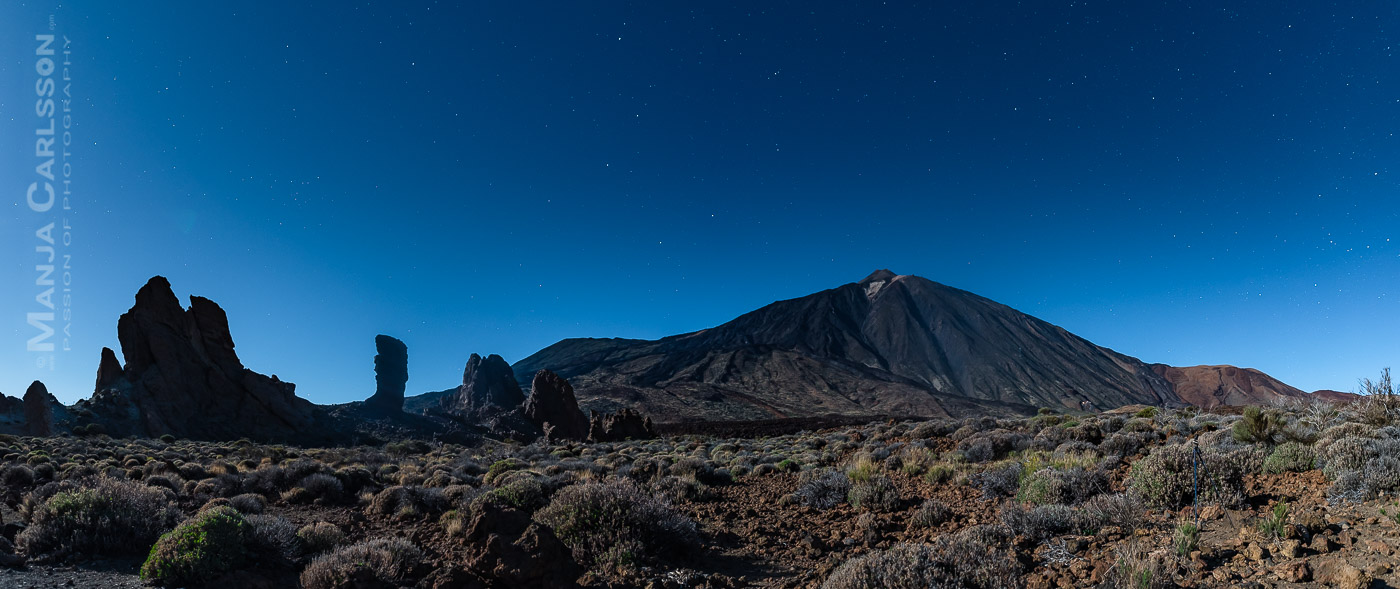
left=2, top=400, right=1400, bottom=588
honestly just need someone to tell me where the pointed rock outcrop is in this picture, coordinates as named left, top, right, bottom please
left=95, top=347, right=123, bottom=391
left=449, top=353, right=525, bottom=418
left=23, top=381, right=55, bottom=437
left=87, top=276, right=318, bottom=441
left=522, top=370, right=588, bottom=441
left=366, top=335, right=408, bottom=413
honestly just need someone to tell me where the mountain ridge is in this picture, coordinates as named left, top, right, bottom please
left=512, top=270, right=1185, bottom=421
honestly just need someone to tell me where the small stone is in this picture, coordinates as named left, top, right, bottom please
left=1313, top=558, right=1371, bottom=589
left=1243, top=542, right=1268, bottom=561
left=1277, top=539, right=1302, bottom=559
left=1310, top=535, right=1336, bottom=553
left=1278, top=560, right=1310, bottom=582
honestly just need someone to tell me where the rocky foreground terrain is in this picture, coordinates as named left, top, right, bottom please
left=2, top=394, right=1399, bottom=588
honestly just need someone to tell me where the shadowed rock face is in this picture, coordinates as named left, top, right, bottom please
left=95, top=347, right=123, bottom=391
left=90, top=276, right=317, bottom=441
left=588, top=408, right=656, bottom=442
left=522, top=370, right=588, bottom=441
left=449, top=353, right=525, bottom=418
left=515, top=270, right=1183, bottom=421
left=23, top=381, right=55, bottom=437
left=367, top=335, right=409, bottom=413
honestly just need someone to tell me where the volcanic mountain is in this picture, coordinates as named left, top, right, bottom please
left=1149, top=364, right=1358, bottom=408
left=512, top=270, right=1184, bottom=421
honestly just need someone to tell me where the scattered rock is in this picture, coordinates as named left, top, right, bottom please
left=587, top=408, right=657, bottom=442
left=1277, top=539, right=1301, bottom=559
left=1310, top=535, right=1336, bottom=554
left=1365, top=539, right=1392, bottom=556
left=366, top=334, right=408, bottom=413
left=1312, top=558, right=1371, bottom=589
left=1278, top=560, right=1310, bottom=582
left=462, top=503, right=581, bottom=588
left=1243, top=542, right=1268, bottom=562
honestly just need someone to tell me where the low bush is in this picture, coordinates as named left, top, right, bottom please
left=534, top=478, right=699, bottom=571
left=907, top=499, right=952, bottom=530
left=1081, top=493, right=1145, bottom=533
left=999, top=503, right=1083, bottom=542
left=228, top=493, right=267, bottom=514
left=367, top=485, right=448, bottom=517
left=140, top=506, right=254, bottom=586
left=847, top=475, right=900, bottom=512
left=471, top=476, right=552, bottom=514
left=18, top=476, right=178, bottom=561
left=300, top=538, right=422, bottom=589
left=1232, top=406, right=1284, bottom=444
left=1261, top=442, right=1315, bottom=474
left=795, top=469, right=850, bottom=510
left=297, top=522, right=347, bottom=555
left=1130, top=445, right=1244, bottom=509
left=821, top=526, right=1019, bottom=589
left=971, top=460, right=1022, bottom=500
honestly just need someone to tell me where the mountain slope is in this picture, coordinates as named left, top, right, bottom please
left=1151, top=364, right=1359, bottom=407
left=513, top=270, right=1181, bottom=421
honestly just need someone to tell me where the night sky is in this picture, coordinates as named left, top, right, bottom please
left=2, top=1, right=1398, bottom=404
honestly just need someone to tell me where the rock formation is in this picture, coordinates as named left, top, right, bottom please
left=449, top=354, right=525, bottom=418
left=366, top=335, right=409, bottom=413
left=95, top=347, right=123, bottom=391
left=522, top=370, right=588, bottom=441
left=461, top=502, right=580, bottom=588
left=87, top=276, right=319, bottom=442
left=22, top=381, right=55, bottom=437
left=587, top=408, right=656, bottom=442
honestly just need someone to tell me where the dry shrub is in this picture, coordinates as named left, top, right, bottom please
left=1130, top=444, right=1243, bottom=509
left=1261, top=442, right=1315, bottom=474
left=534, top=478, right=699, bottom=571
left=847, top=475, right=900, bottom=512
left=297, top=522, right=347, bottom=555
left=795, top=469, right=850, bottom=510
left=18, top=476, right=178, bottom=561
left=821, top=526, right=1020, bottom=589
left=228, top=493, right=267, bottom=514
left=300, top=538, right=422, bottom=589
left=907, top=498, right=952, bottom=530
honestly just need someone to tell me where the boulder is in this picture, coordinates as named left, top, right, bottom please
left=87, top=276, right=318, bottom=442
left=366, top=335, right=408, bottom=413
left=522, top=370, right=588, bottom=441
left=587, top=408, right=657, bottom=442
left=462, top=503, right=580, bottom=589
left=23, top=381, right=55, bottom=437
left=449, top=354, right=525, bottom=419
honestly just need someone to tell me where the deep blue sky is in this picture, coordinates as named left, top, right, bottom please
left=2, top=1, right=1398, bottom=404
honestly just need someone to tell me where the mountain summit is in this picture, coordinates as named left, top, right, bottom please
left=514, top=271, right=1182, bottom=421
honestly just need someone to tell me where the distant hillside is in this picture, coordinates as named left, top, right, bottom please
left=513, top=270, right=1182, bottom=421
left=1150, top=364, right=1358, bottom=408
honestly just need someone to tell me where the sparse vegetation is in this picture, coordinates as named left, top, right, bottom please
left=7, top=381, right=1400, bottom=588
